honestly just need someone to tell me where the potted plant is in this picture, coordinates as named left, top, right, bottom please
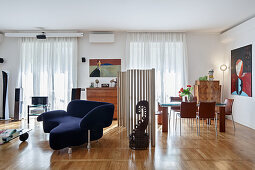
left=179, top=85, right=193, bottom=102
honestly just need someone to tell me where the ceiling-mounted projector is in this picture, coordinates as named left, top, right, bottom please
left=36, top=32, right=46, bottom=39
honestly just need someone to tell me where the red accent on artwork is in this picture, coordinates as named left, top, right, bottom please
left=242, top=72, right=252, bottom=96
left=231, top=73, right=238, bottom=93
left=89, top=59, right=121, bottom=66
left=231, top=72, right=252, bottom=97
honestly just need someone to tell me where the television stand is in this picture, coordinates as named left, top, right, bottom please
left=27, top=104, right=48, bottom=124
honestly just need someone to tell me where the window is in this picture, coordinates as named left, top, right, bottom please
left=127, top=33, right=187, bottom=103
left=19, top=37, right=77, bottom=118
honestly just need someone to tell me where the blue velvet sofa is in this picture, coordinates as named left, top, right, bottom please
left=37, top=100, right=114, bottom=150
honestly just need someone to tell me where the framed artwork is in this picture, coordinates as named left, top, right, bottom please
left=231, top=44, right=252, bottom=97
left=89, top=59, right=121, bottom=77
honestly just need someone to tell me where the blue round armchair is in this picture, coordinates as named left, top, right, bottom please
left=37, top=100, right=114, bottom=151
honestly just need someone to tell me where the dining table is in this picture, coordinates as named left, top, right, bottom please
left=159, top=102, right=226, bottom=133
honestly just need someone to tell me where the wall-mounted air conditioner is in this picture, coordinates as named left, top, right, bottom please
left=89, top=32, right=115, bottom=43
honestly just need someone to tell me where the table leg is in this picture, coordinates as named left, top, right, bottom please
left=27, top=105, right=30, bottom=124
left=157, top=104, right=163, bottom=125
left=162, top=107, right=168, bottom=132
left=219, top=106, right=225, bottom=132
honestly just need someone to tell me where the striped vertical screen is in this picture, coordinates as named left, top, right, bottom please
left=117, top=69, right=155, bottom=146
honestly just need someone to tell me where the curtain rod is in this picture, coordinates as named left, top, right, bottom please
left=5, top=32, right=84, bottom=38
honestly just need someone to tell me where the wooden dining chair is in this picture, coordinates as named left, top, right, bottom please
left=224, top=99, right=235, bottom=130
left=170, top=97, right=182, bottom=110
left=181, top=96, right=198, bottom=125
left=197, top=102, right=216, bottom=136
left=175, top=102, right=197, bottom=136
left=189, top=96, right=198, bottom=122
left=185, top=96, right=198, bottom=103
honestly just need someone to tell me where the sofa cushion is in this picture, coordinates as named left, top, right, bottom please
left=47, top=116, right=103, bottom=150
left=43, top=116, right=81, bottom=133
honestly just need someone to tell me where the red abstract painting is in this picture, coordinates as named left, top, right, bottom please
left=231, top=45, right=252, bottom=97
left=89, top=59, right=121, bottom=77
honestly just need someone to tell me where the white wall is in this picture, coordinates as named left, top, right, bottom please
left=2, top=29, right=254, bottom=130
left=77, top=32, right=126, bottom=99
left=0, top=31, right=224, bottom=118
left=186, top=33, right=224, bottom=85
left=221, top=17, right=255, bottom=129
left=77, top=32, right=224, bottom=90
left=0, top=37, right=19, bottom=118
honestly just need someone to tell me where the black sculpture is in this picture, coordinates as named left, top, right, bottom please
left=129, top=100, right=149, bottom=150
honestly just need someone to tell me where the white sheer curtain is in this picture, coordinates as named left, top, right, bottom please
left=126, top=32, right=188, bottom=103
left=19, top=37, right=77, bottom=118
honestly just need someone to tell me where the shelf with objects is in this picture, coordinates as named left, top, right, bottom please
left=27, top=96, right=49, bottom=124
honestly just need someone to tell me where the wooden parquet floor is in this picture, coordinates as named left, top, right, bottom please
left=0, top=117, right=255, bottom=170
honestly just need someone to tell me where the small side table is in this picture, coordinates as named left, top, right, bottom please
left=27, top=105, right=48, bottom=124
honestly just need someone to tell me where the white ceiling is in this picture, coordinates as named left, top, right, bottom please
left=0, top=0, right=255, bottom=33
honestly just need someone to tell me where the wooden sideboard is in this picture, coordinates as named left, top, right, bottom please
left=194, top=80, right=221, bottom=103
left=86, top=87, right=117, bottom=119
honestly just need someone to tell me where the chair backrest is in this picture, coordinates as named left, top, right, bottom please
left=80, top=102, right=114, bottom=129
left=183, top=96, right=198, bottom=102
left=180, top=102, right=197, bottom=118
left=198, top=102, right=216, bottom=118
left=170, top=96, right=197, bottom=102
left=67, top=100, right=107, bottom=118
left=170, top=97, right=182, bottom=102
left=192, top=96, right=197, bottom=102
left=170, top=97, right=182, bottom=110
left=71, top=88, right=81, bottom=100
left=224, top=99, right=234, bottom=115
